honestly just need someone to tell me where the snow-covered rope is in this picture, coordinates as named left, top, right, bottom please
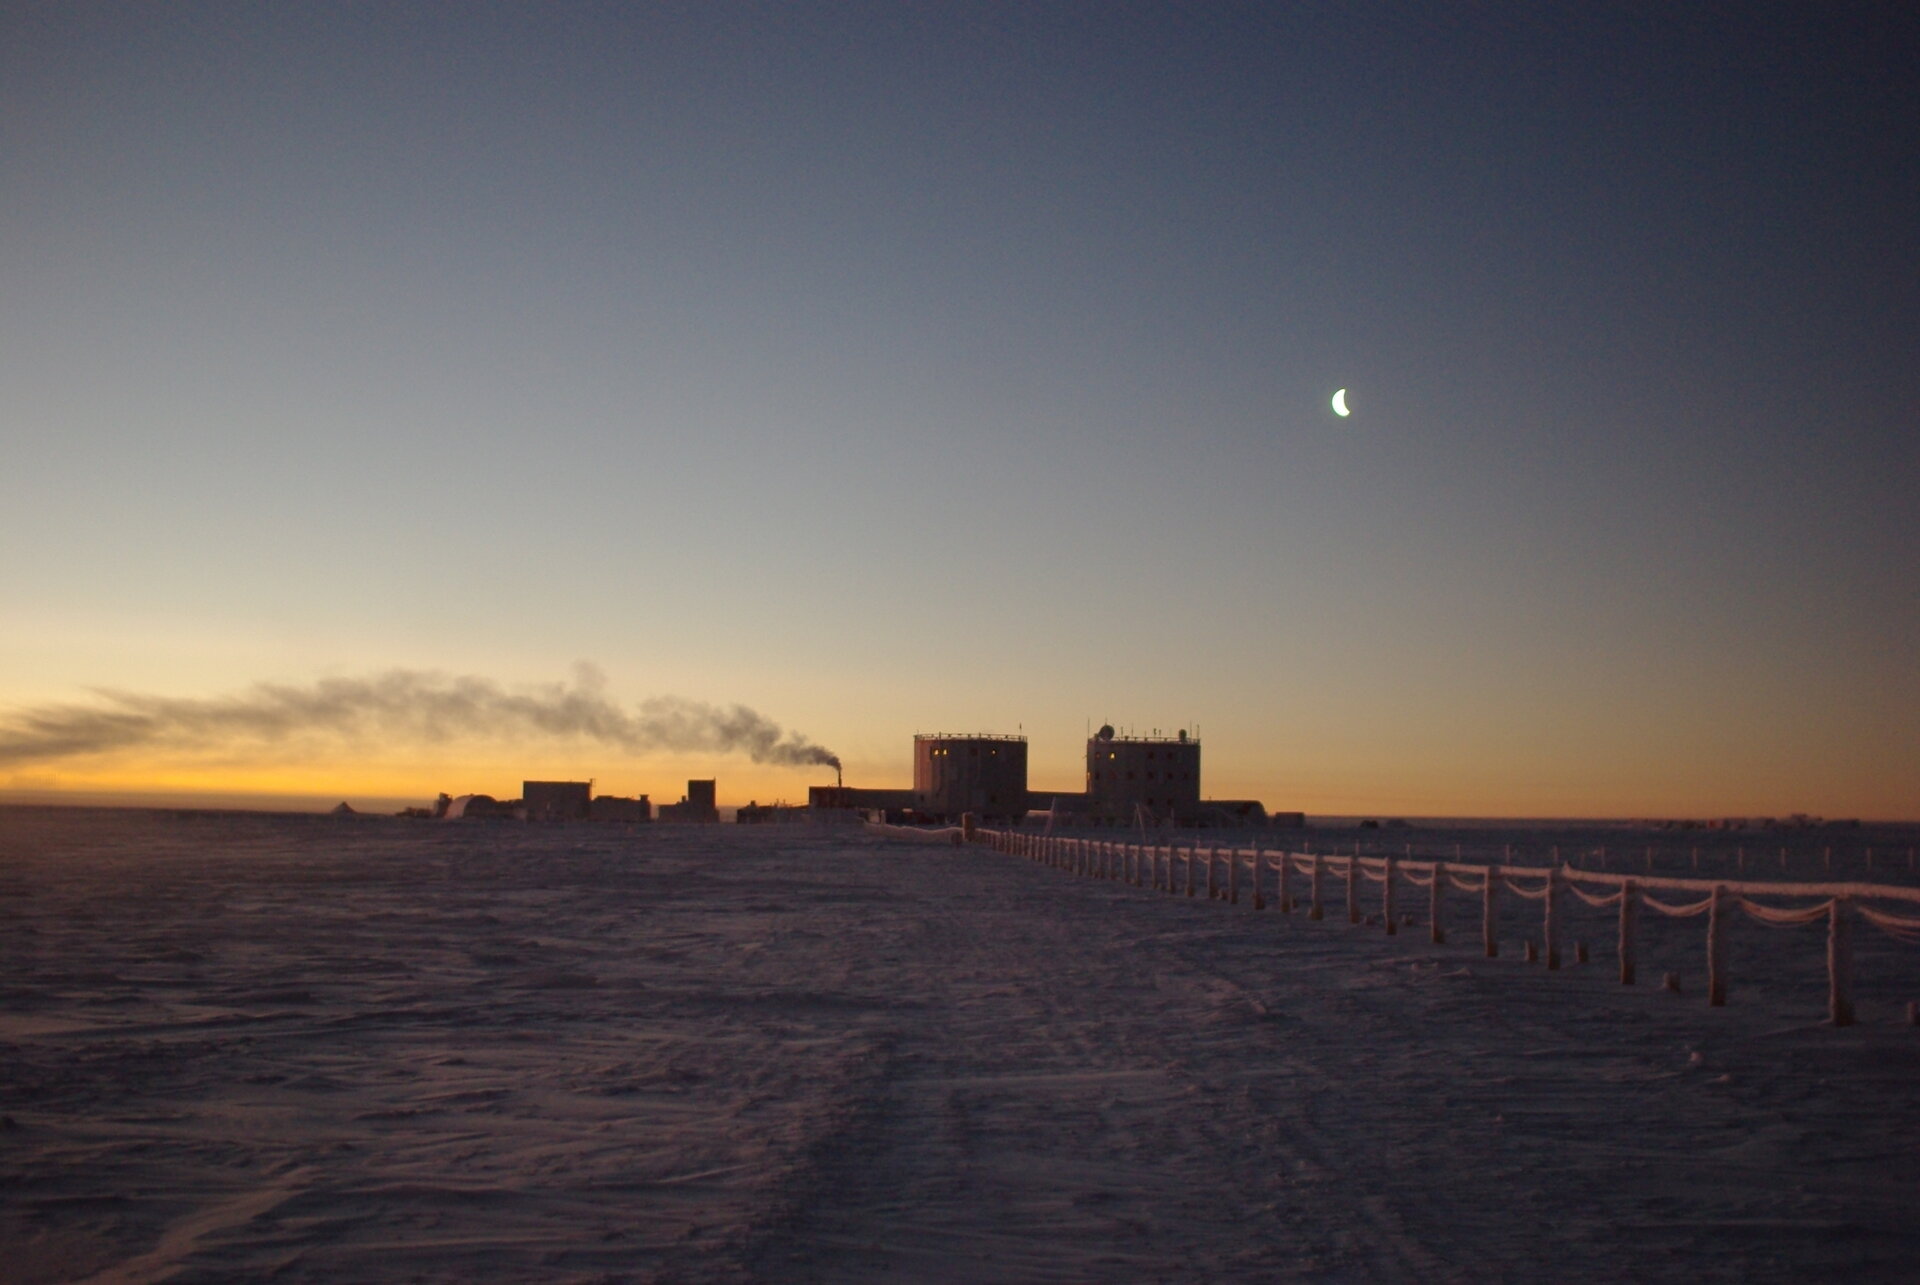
left=1567, top=883, right=1622, bottom=909
left=1858, top=904, right=1920, bottom=945
left=1642, top=892, right=1714, bottom=918
left=1503, top=874, right=1551, bottom=901
left=1737, top=898, right=1830, bottom=928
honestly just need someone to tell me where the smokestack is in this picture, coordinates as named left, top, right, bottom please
left=836, top=762, right=843, bottom=788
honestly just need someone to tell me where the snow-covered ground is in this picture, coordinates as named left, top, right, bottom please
left=3, top=808, right=1918, bottom=1282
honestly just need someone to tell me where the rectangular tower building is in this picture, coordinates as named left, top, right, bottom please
left=1085, top=729, right=1200, bottom=823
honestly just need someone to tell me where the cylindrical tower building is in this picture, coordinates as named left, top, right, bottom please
left=913, top=734, right=1028, bottom=820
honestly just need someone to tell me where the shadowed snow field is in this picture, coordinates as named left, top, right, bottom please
left=3, top=809, right=1918, bottom=1281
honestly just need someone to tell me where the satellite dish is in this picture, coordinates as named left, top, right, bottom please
left=1096, top=723, right=1115, bottom=740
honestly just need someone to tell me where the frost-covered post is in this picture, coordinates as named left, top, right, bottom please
left=1252, top=848, right=1266, bottom=910
left=1346, top=855, right=1360, bottom=925
left=1543, top=867, right=1561, bottom=969
left=1277, top=851, right=1292, bottom=913
left=1828, top=898, right=1854, bottom=1027
left=1229, top=847, right=1241, bottom=904
left=1707, top=884, right=1729, bottom=1006
left=1482, top=869, right=1499, bottom=958
left=1429, top=862, right=1446, bottom=944
left=1308, top=853, right=1324, bottom=920
left=1382, top=855, right=1397, bottom=934
left=1618, top=879, right=1638, bottom=986
left=1206, top=848, right=1219, bottom=900
left=1185, top=848, right=1197, bottom=897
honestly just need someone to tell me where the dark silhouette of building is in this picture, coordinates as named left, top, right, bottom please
left=807, top=725, right=1295, bottom=829
left=523, top=780, right=591, bottom=821
left=658, top=779, right=719, bottom=823
left=1085, top=725, right=1200, bottom=823
left=914, top=733, right=1027, bottom=820
left=589, top=793, right=651, bottom=822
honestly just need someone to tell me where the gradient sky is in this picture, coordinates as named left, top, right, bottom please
left=3, top=3, right=1916, bottom=817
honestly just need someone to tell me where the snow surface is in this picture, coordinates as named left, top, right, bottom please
left=3, top=808, right=1919, bottom=1282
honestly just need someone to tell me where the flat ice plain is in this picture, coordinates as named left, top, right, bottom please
left=3, top=809, right=1919, bottom=1282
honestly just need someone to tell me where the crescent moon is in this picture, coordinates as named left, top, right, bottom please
left=1332, top=388, right=1350, bottom=417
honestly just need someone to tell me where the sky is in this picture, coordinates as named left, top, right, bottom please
left=2, top=2, right=1916, bottom=818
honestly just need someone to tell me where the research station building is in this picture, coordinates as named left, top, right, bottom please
left=1084, top=725, right=1201, bottom=823
left=914, top=733, right=1028, bottom=820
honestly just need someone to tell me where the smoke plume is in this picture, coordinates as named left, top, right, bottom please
left=0, top=666, right=839, bottom=771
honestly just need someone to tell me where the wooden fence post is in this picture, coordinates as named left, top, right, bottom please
left=1185, top=847, right=1196, bottom=898
left=1382, top=855, right=1397, bottom=934
left=1430, top=862, right=1446, bottom=944
left=1707, top=884, right=1728, bottom=1007
left=1544, top=867, right=1561, bottom=969
left=1483, top=870, right=1499, bottom=958
left=1346, top=856, right=1360, bottom=924
left=1252, top=849, right=1266, bottom=910
left=1278, top=851, right=1292, bottom=913
left=1309, top=853, right=1324, bottom=920
left=1229, top=847, right=1241, bottom=905
left=1618, top=879, right=1637, bottom=986
left=1828, top=898, right=1854, bottom=1027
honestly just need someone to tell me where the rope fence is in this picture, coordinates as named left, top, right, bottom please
left=961, top=826, right=1920, bottom=1028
